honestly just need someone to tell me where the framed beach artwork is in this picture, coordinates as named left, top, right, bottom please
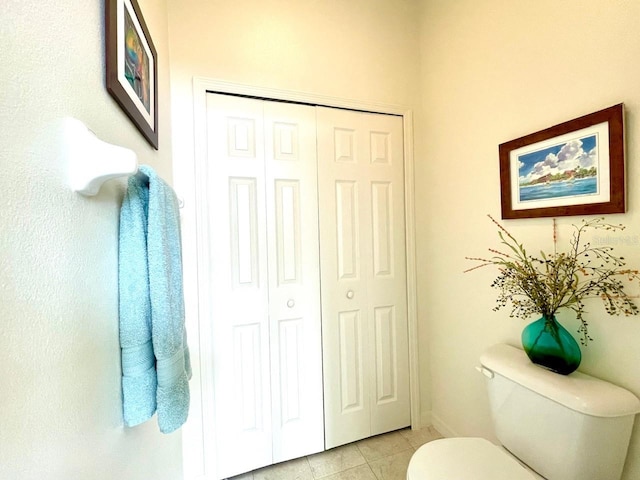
left=106, top=0, right=158, bottom=149
left=499, top=104, right=624, bottom=219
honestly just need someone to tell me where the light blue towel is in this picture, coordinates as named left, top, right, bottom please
left=119, top=165, right=191, bottom=434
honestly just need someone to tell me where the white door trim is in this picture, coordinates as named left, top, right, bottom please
left=187, top=77, right=420, bottom=479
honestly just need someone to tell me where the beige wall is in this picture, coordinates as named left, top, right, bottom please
left=417, top=0, right=640, bottom=478
left=166, top=1, right=423, bottom=476
left=169, top=2, right=640, bottom=478
left=8, top=0, right=636, bottom=478
left=0, top=0, right=182, bottom=478
left=167, top=0, right=422, bottom=190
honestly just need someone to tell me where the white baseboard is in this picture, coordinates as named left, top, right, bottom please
left=430, top=412, right=459, bottom=438
left=418, top=409, right=431, bottom=429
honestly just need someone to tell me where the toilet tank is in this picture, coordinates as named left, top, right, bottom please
left=480, top=344, right=640, bottom=480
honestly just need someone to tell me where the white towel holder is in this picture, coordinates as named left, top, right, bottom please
left=65, top=117, right=138, bottom=196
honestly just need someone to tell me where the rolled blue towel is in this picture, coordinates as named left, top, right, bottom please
left=119, top=165, right=191, bottom=433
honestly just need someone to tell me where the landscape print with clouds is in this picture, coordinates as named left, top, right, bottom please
left=518, top=135, right=599, bottom=202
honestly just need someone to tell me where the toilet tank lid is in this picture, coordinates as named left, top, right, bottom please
left=480, top=344, right=640, bottom=418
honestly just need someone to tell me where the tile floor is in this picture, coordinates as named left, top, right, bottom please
left=227, top=426, right=443, bottom=480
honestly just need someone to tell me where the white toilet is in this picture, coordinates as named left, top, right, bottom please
left=407, top=344, right=640, bottom=480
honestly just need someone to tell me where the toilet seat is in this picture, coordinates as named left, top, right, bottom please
left=407, top=437, right=541, bottom=480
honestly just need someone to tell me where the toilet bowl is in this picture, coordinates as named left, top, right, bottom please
left=406, top=344, right=640, bottom=480
left=407, top=437, right=544, bottom=480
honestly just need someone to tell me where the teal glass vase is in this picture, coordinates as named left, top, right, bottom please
left=521, top=315, right=582, bottom=375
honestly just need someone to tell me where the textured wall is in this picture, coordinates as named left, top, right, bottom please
left=416, top=1, right=640, bottom=478
left=0, top=0, right=182, bottom=478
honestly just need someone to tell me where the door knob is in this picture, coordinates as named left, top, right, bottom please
left=346, top=290, right=354, bottom=299
left=287, top=299, right=295, bottom=308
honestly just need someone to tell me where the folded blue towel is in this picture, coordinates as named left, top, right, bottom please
left=119, top=173, right=156, bottom=426
left=119, top=165, right=191, bottom=433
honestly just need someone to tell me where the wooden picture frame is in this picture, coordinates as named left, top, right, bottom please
left=499, top=104, right=624, bottom=219
left=106, top=0, right=158, bottom=149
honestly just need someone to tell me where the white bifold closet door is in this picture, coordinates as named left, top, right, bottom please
left=206, top=93, right=324, bottom=479
left=317, top=107, right=411, bottom=449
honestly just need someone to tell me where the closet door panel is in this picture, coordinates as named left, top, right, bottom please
left=336, top=180, right=360, bottom=279
left=338, top=310, right=365, bottom=412
left=364, top=112, right=410, bottom=434
left=264, top=102, right=324, bottom=462
left=274, top=179, right=301, bottom=284
left=318, top=107, right=372, bottom=448
left=373, top=305, right=397, bottom=404
left=229, top=178, right=260, bottom=287
left=206, top=94, right=272, bottom=479
left=371, top=181, right=392, bottom=277
left=318, top=107, right=410, bottom=448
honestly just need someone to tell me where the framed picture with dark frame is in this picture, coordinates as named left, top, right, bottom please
left=106, top=0, right=158, bottom=149
left=499, top=104, right=624, bottom=219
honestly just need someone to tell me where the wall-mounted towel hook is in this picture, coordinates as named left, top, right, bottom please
left=65, top=117, right=138, bottom=196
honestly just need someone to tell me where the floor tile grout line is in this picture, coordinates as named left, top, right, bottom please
left=228, top=427, right=442, bottom=480
left=365, top=446, right=416, bottom=480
